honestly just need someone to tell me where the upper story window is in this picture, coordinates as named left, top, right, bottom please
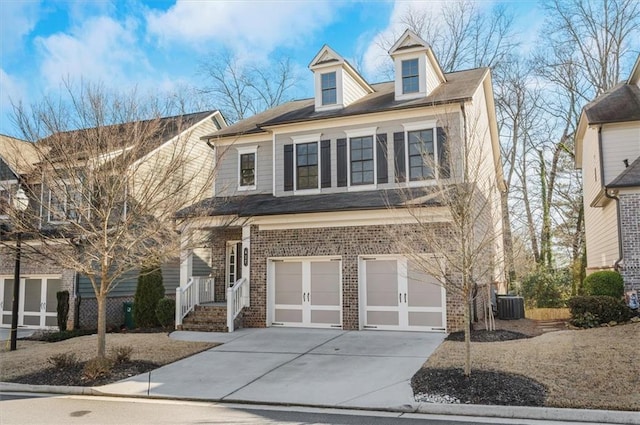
left=296, top=142, right=318, bottom=190
left=321, top=72, right=337, bottom=105
left=237, top=146, right=257, bottom=191
left=350, top=136, right=374, bottom=185
left=47, top=186, right=81, bottom=222
left=408, top=129, right=434, bottom=180
left=402, top=59, right=419, bottom=94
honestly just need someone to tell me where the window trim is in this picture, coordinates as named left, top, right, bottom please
left=403, top=121, right=439, bottom=186
left=292, top=134, right=322, bottom=194
left=237, top=146, right=257, bottom=191
left=321, top=72, right=337, bottom=106
left=344, top=127, right=377, bottom=191
left=401, top=58, right=419, bottom=94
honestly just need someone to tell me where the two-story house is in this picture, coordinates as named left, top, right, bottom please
left=176, top=30, right=505, bottom=333
left=575, top=54, right=640, bottom=295
left=0, top=110, right=227, bottom=331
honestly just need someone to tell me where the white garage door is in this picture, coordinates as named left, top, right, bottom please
left=269, top=258, right=342, bottom=328
left=0, top=276, right=62, bottom=328
left=361, top=256, right=446, bottom=332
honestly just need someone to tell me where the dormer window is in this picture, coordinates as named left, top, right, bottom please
left=402, top=59, right=419, bottom=94
left=321, top=72, right=337, bottom=105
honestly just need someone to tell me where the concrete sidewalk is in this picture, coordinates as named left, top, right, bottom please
left=98, top=328, right=443, bottom=409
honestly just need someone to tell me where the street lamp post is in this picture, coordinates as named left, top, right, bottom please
left=10, top=186, right=29, bottom=351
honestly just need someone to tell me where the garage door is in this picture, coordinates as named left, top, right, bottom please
left=361, top=256, right=445, bottom=332
left=0, top=276, right=62, bottom=328
left=270, top=258, right=342, bottom=328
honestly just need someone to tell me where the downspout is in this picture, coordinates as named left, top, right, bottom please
left=598, top=126, right=623, bottom=271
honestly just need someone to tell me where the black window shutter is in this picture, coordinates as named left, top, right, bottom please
left=376, top=134, right=388, bottom=184
left=337, top=138, right=347, bottom=187
left=284, top=144, right=293, bottom=191
left=393, top=132, right=405, bottom=183
left=437, top=127, right=450, bottom=178
left=321, top=140, right=331, bottom=188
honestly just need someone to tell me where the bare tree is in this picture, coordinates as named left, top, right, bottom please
left=4, top=81, right=217, bottom=358
left=390, top=107, right=504, bottom=377
left=198, top=49, right=299, bottom=123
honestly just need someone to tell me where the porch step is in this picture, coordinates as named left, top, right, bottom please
left=179, top=305, right=229, bottom=333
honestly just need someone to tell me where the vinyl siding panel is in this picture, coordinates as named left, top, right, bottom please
left=78, top=259, right=181, bottom=298
left=600, top=122, right=640, bottom=185
left=273, top=114, right=460, bottom=197
left=0, top=158, right=16, bottom=181
left=215, top=140, right=273, bottom=196
left=584, top=200, right=619, bottom=270
left=342, top=71, right=368, bottom=107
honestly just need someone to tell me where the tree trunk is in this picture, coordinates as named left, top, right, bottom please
left=500, top=189, right=516, bottom=287
left=464, top=299, right=472, bottom=377
left=96, top=292, right=107, bottom=358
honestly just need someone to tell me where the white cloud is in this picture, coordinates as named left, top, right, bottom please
left=145, top=1, right=338, bottom=61
left=0, top=68, right=27, bottom=132
left=362, top=1, right=447, bottom=80
left=0, top=0, right=42, bottom=56
left=35, top=15, right=150, bottom=89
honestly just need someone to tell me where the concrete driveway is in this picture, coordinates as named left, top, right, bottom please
left=98, top=328, right=444, bottom=409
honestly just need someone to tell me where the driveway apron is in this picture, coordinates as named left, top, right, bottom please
left=98, top=328, right=444, bottom=408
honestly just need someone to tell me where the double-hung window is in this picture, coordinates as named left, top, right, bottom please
left=350, top=136, right=375, bottom=185
left=296, top=142, right=318, bottom=190
left=321, top=72, right=337, bottom=105
left=237, top=147, right=257, bottom=190
left=408, top=129, right=434, bottom=180
left=402, top=59, right=419, bottom=94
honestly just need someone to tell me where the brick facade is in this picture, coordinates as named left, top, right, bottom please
left=0, top=247, right=76, bottom=330
left=207, top=227, right=243, bottom=302
left=619, top=193, right=640, bottom=292
left=242, top=222, right=472, bottom=332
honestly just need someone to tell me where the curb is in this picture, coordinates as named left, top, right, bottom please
left=2, top=382, right=638, bottom=425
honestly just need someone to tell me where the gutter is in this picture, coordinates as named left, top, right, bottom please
left=598, top=126, right=623, bottom=271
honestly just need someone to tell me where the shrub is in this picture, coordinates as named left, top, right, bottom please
left=156, top=298, right=176, bottom=328
left=133, top=265, right=165, bottom=328
left=83, top=357, right=114, bottom=380
left=56, top=290, right=70, bottom=332
left=583, top=271, right=624, bottom=298
left=111, top=345, right=133, bottom=364
left=48, top=353, right=78, bottom=369
left=520, top=268, right=570, bottom=308
left=568, top=295, right=633, bottom=327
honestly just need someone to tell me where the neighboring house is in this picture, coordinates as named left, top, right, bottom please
left=575, top=54, right=640, bottom=293
left=0, top=111, right=227, bottom=330
left=176, top=30, right=505, bottom=333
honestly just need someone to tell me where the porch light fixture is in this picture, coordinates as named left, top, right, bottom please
left=10, top=186, right=28, bottom=351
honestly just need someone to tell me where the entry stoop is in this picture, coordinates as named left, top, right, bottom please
left=179, top=304, right=228, bottom=332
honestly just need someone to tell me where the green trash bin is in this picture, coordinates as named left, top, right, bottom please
left=123, top=302, right=135, bottom=329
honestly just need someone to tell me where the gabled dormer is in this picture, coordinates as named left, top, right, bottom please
left=389, top=29, right=446, bottom=101
left=309, top=45, right=374, bottom=112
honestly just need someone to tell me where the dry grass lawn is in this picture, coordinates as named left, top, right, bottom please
left=0, top=333, right=217, bottom=381
left=425, top=322, right=640, bottom=411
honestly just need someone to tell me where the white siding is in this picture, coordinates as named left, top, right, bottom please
left=581, top=125, right=620, bottom=270
left=342, top=71, right=368, bottom=107
left=424, top=56, right=441, bottom=96
left=601, top=122, right=640, bottom=185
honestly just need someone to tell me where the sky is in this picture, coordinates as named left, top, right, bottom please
left=0, top=0, right=541, bottom=137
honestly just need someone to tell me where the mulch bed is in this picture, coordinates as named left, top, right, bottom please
left=8, top=360, right=159, bottom=387
left=446, top=329, right=531, bottom=342
left=412, top=367, right=547, bottom=406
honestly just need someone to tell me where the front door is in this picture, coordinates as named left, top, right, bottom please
left=269, top=257, right=342, bottom=328
left=361, top=256, right=446, bottom=332
left=226, top=241, right=242, bottom=286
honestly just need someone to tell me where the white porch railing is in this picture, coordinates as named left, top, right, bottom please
left=175, top=276, right=216, bottom=327
left=227, top=277, right=249, bottom=332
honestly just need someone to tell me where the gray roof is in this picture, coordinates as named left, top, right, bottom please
left=583, top=83, right=640, bottom=125
left=607, top=156, right=640, bottom=188
left=205, top=68, right=488, bottom=139
left=176, top=187, right=443, bottom=218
